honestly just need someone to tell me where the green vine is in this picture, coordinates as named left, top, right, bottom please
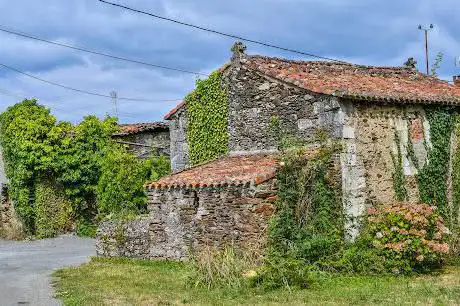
left=406, top=121, right=420, bottom=171
left=186, top=71, right=229, bottom=165
left=451, top=115, right=460, bottom=229
left=391, top=131, right=408, bottom=201
left=0, top=99, right=170, bottom=237
left=416, top=109, right=454, bottom=217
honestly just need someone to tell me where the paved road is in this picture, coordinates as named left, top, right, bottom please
left=0, top=235, right=95, bottom=306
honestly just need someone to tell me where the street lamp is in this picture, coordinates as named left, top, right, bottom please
left=418, top=24, right=434, bottom=75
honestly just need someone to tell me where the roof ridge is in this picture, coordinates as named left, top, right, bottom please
left=118, top=122, right=168, bottom=126
left=245, top=54, right=417, bottom=72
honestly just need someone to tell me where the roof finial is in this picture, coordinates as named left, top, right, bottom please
left=231, top=41, right=247, bottom=61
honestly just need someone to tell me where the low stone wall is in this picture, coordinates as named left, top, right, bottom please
left=96, top=216, right=151, bottom=259
left=0, top=186, right=23, bottom=239
left=96, top=180, right=276, bottom=260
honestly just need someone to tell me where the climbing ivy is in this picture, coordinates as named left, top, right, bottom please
left=416, top=109, right=454, bottom=217
left=254, top=131, right=344, bottom=289
left=391, top=131, right=408, bottom=201
left=389, top=109, right=454, bottom=220
left=186, top=71, right=229, bottom=165
left=0, top=99, right=170, bottom=237
left=451, top=116, right=460, bottom=229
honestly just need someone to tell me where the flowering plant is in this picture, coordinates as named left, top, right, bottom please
left=366, top=202, right=450, bottom=273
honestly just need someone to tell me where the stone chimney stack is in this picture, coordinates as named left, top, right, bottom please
left=231, top=41, right=247, bottom=62
left=454, top=76, right=460, bottom=87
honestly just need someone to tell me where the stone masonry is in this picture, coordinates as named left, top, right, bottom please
left=223, top=58, right=344, bottom=154
left=97, top=179, right=276, bottom=260
left=113, top=123, right=170, bottom=159
left=98, top=46, right=460, bottom=259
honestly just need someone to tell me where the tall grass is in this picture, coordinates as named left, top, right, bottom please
left=188, top=245, right=259, bottom=290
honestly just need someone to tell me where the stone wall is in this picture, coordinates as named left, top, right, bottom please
left=96, top=180, right=276, bottom=260
left=113, top=129, right=170, bottom=159
left=168, top=108, right=190, bottom=172
left=340, top=101, right=432, bottom=238
left=223, top=61, right=344, bottom=154
left=96, top=216, right=151, bottom=259
left=0, top=186, right=23, bottom=239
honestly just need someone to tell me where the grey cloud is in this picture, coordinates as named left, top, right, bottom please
left=0, top=0, right=459, bottom=123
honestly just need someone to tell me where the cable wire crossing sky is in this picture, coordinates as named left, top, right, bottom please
left=0, top=0, right=458, bottom=123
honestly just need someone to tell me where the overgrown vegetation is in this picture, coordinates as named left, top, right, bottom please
left=0, top=99, right=170, bottom=238
left=416, top=109, right=454, bottom=215
left=186, top=71, right=229, bottom=165
left=35, top=179, right=74, bottom=239
left=189, top=246, right=257, bottom=290
left=364, top=202, right=449, bottom=273
left=254, top=133, right=343, bottom=289
left=391, top=131, right=408, bottom=201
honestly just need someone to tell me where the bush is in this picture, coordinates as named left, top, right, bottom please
left=188, top=246, right=258, bottom=290
left=96, top=147, right=149, bottom=215
left=35, top=180, right=74, bottom=239
left=365, top=202, right=450, bottom=273
left=322, top=238, right=386, bottom=274
left=76, top=219, right=98, bottom=238
left=251, top=256, right=312, bottom=290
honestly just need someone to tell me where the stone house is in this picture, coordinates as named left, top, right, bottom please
left=97, top=45, right=460, bottom=260
left=112, top=122, right=170, bottom=158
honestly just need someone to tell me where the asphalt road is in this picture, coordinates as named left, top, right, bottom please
left=0, top=235, right=95, bottom=306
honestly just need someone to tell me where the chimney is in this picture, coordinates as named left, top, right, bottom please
left=454, top=76, right=460, bottom=87
left=231, top=41, right=247, bottom=62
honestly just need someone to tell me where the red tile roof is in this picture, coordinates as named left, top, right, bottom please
left=243, top=56, right=460, bottom=105
left=164, top=101, right=186, bottom=120
left=113, top=122, right=168, bottom=136
left=146, top=154, right=278, bottom=189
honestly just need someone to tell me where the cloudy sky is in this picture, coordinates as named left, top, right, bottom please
left=0, top=0, right=459, bottom=124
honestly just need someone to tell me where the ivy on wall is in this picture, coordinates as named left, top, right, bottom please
left=391, top=131, right=408, bottom=201
left=185, top=71, right=229, bottom=165
left=0, top=99, right=170, bottom=237
left=451, top=116, right=460, bottom=228
left=391, top=108, right=454, bottom=220
left=416, top=109, right=453, bottom=217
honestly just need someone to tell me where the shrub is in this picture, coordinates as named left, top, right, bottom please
left=96, top=146, right=149, bottom=215
left=188, top=246, right=258, bottom=290
left=76, top=219, right=98, bottom=238
left=365, top=202, right=450, bottom=273
left=251, top=256, right=312, bottom=290
left=35, top=179, right=74, bottom=239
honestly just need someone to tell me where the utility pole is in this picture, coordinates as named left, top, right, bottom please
left=418, top=24, right=434, bottom=75
left=110, top=91, right=119, bottom=117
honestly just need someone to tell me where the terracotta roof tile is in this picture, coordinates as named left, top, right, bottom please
left=164, top=101, right=186, bottom=120
left=146, top=154, right=278, bottom=189
left=243, top=56, right=460, bottom=105
left=113, top=122, right=168, bottom=136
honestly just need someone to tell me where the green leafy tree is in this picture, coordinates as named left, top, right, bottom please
left=53, top=115, right=118, bottom=217
left=96, top=148, right=171, bottom=216
left=0, top=99, right=57, bottom=233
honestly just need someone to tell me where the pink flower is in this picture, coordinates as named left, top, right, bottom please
left=367, top=207, right=377, bottom=215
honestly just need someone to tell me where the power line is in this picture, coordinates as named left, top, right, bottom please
left=97, top=0, right=345, bottom=63
left=0, top=63, right=182, bottom=103
left=0, top=26, right=209, bottom=77
left=0, top=87, right=147, bottom=120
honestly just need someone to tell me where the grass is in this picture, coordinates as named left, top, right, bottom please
left=53, top=257, right=460, bottom=306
